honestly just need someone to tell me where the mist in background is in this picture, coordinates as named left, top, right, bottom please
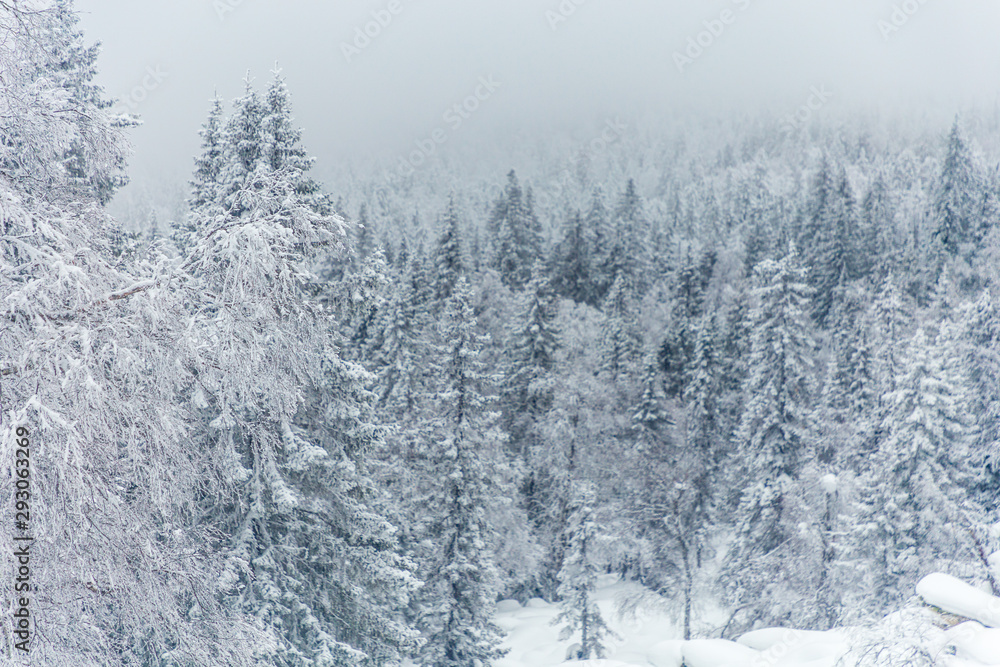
left=74, top=0, right=1000, bottom=222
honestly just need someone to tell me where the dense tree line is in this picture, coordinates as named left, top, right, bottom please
left=340, top=110, right=1000, bottom=654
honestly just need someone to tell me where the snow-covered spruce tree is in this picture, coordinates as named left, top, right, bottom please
left=0, top=4, right=266, bottom=664
left=956, top=290, right=1000, bottom=595
left=961, top=290, right=1000, bottom=508
left=370, top=219, right=444, bottom=555
left=722, top=250, right=826, bottom=631
left=845, top=323, right=878, bottom=433
left=822, top=312, right=878, bottom=469
left=174, top=96, right=226, bottom=254
left=505, top=262, right=560, bottom=456
left=933, top=118, right=983, bottom=256
left=859, top=172, right=897, bottom=280
left=365, top=257, right=430, bottom=461
left=489, top=170, right=543, bottom=291
left=676, top=314, right=724, bottom=595
left=716, top=283, right=752, bottom=457
left=371, top=251, right=431, bottom=418
left=433, top=196, right=467, bottom=307
left=584, top=188, right=614, bottom=303
left=810, top=170, right=857, bottom=328
left=599, top=179, right=651, bottom=298
left=416, top=276, right=511, bottom=667
left=550, top=208, right=597, bottom=307
left=799, top=155, right=834, bottom=281
left=352, top=204, right=377, bottom=270
left=615, top=179, right=651, bottom=289
left=626, top=342, right=717, bottom=640
left=744, top=218, right=774, bottom=277
left=11, top=0, right=135, bottom=203
left=529, top=299, right=615, bottom=599
left=632, top=353, right=674, bottom=458
left=189, top=97, right=226, bottom=211
left=552, top=484, right=617, bottom=660
left=853, top=324, right=988, bottom=611
left=504, top=263, right=564, bottom=596
left=599, top=274, right=642, bottom=381
left=627, top=355, right=692, bottom=632
left=260, top=73, right=328, bottom=212
left=659, top=247, right=715, bottom=399
left=343, top=244, right=390, bottom=359
left=684, top=314, right=721, bottom=468
left=170, top=96, right=225, bottom=255
left=182, top=73, right=417, bottom=666
left=864, top=272, right=911, bottom=426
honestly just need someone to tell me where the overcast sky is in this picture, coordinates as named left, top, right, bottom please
left=75, top=0, right=1000, bottom=202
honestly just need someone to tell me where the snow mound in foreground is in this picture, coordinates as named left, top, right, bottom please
left=917, top=573, right=1000, bottom=628
left=945, top=622, right=1000, bottom=665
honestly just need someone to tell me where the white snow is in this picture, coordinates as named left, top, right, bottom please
left=737, top=627, right=828, bottom=650
left=494, top=576, right=851, bottom=667
left=988, top=552, right=1000, bottom=574
left=496, top=576, right=684, bottom=667
left=819, top=473, right=838, bottom=495
left=490, top=573, right=1000, bottom=667
left=916, top=573, right=1000, bottom=628
left=646, top=640, right=684, bottom=667
left=945, top=622, right=1000, bottom=665
left=498, top=599, right=525, bottom=614
left=681, top=639, right=758, bottom=667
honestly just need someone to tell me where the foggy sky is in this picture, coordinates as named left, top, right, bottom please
left=74, top=0, right=1000, bottom=205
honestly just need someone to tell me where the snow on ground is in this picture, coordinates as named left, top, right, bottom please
left=496, top=574, right=680, bottom=667
left=492, top=571, right=1000, bottom=666
left=944, top=622, right=1000, bottom=665
left=495, top=574, right=849, bottom=667
left=917, top=574, right=1000, bottom=666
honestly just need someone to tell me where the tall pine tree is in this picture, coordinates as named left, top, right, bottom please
left=723, top=250, right=824, bottom=631
left=416, top=277, right=511, bottom=667
left=183, top=72, right=417, bottom=666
